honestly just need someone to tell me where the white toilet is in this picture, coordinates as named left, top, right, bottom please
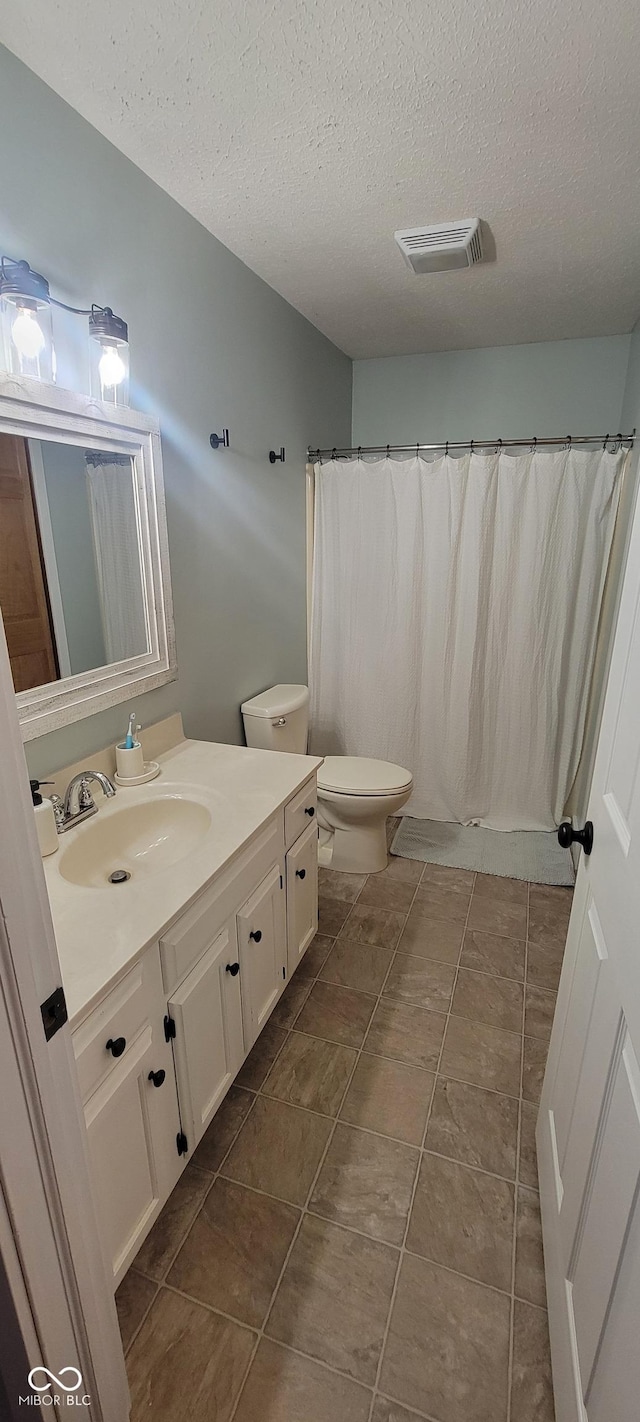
left=241, top=684, right=413, bottom=874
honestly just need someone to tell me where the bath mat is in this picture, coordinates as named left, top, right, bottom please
left=390, top=817, right=574, bottom=886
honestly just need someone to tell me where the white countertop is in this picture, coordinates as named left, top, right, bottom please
left=44, top=738, right=321, bottom=1027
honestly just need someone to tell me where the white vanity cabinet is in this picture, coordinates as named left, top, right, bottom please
left=286, top=818, right=319, bottom=974
left=72, top=949, right=182, bottom=1289
left=237, top=864, right=287, bottom=1049
left=166, top=922, right=244, bottom=1152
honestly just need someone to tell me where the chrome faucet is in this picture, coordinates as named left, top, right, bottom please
left=51, top=770, right=117, bottom=833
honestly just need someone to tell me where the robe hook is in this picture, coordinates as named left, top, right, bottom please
left=269, top=447, right=285, bottom=463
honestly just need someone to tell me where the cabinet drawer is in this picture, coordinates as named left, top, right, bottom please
left=285, top=777, right=317, bottom=850
left=160, top=816, right=283, bottom=994
left=73, top=950, right=160, bottom=1105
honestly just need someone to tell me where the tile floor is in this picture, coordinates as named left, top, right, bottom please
left=117, top=826, right=571, bottom=1422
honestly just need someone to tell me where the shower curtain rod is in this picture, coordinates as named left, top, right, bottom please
left=308, top=431, right=636, bottom=460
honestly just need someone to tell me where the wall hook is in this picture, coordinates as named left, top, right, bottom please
left=210, top=428, right=229, bottom=450
left=269, top=447, right=285, bottom=464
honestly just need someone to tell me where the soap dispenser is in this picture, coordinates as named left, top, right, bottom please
left=30, top=779, right=58, bottom=858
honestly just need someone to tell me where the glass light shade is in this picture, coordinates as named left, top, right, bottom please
left=0, top=262, right=55, bottom=383
left=89, top=307, right=129, bottom=407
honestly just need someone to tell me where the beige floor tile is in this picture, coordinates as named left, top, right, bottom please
left=318, top=895, right=353, bottom=937
left=318, top=869, right=367, bottom=902
left=519, top=1100, right=539, bottom=1189
left=191, top=1085, right=255, bottom=1173
left=524, top=985, right=556, bottom=1041
left=440, top=1017, right=522, bottom=1097
left=474, top=874, right=528, bottom=905
left=236, top=1022, right=289, bottom=1090
left=168, top=1177, right=299, bottom=1328
left=421, top=864, right=475, bottom=894
left=339, top=903, right=407, bottom=950
left=397, top=907, right=464, bottom=963
left=379, top=1253, right=510, bottom=1422
left=265, top=1214, right=398, bottom=1385
left=358, top=876, right=418, bottom=913
left=294, top=980, right=377, bottom=1048
left=297, top=934, right=335, bottom=980
left=319, top=938, right=394, bottom=995
left=452, top=967, right=524, bottom=1033
left=234, top=1338, right=372, bottom=1422
left=522, top=1036, right=548, bottom=1104
left=460, top=928, right=525, bottom=981
left=115, top=1269, right=157, bottom=1352
left=364, top=999, right=446, bottom=1071
left=515, top=1186, right=547, bottom=1307
left=310, top=1122, right=419, bottom=1245
left=511, top=1301, right=555, bottom=1422
left=528, top=885, right=572, bottom=952
left=467, top=888, right=528, bottom=940
left=407, top=1153, right=514, bottom=1292
left=413, top=881, right=471, bottom=925
left=126, top=1287, right=255, bottom=1422
left=268, top=974, right=313, bottom=1029
left=374, top=855, right=424, bottom=884
left=222, top=1095, right=332, bottom=1205
left=340, top=1054, right=434, bottom=1145
left=526, top=941, right=564, bottom=992
left=263, top=1032, right=357, bottom=1116
left=425, top=1076, right=518, bottom=1179
left=371, top=1399, right=429, bottom=1422
left=383, top=953, right=455, bottom=1012
left=134, top=1165, right=211, bottom=1282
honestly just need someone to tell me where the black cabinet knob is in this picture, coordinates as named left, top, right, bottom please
left=106, top=1036, right=126, bottom=1057
left=305, top=806, right=315, bottom=817
left=557, top=821, right=593, bottom=856
left=148, top=1069, right=166, bottom=1088
left=296, top=868, right=306, bottom=879
left=249, top=929, right=262, bottom=943
left=226, top=962, right=240, bottom=976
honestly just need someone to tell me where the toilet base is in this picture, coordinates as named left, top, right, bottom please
left=317, top=817, right=389, bottom=875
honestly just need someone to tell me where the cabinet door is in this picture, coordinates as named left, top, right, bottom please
left=237, top=864, right=287, bottom=1049
left=167, top=922, right=245, bottom=1152
left=83, top=1024, right=181, bottom=1288
left=286, top=820, right=318, bottom=975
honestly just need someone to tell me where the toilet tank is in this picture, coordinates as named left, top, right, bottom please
left=241, top=684, right=309, bottom=753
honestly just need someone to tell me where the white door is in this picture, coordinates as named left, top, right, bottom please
left=538, top=477, right=640, bottom=1422
left=237, top=864, right=287, bottom=1049
left=286, top=820, right=318, bottom=974
left=84, top=1022, right=182, bottom=1288
left=167, top=922, right=245, bottom=1152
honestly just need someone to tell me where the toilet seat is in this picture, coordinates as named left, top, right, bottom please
left=318, top=756, right=413, bottom=797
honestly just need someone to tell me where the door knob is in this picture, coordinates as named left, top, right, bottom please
left=557, top=821, right=593, bottom=856
left=249, top=929, right=262, bottom=942
left=226, top=962, right=240, bottom=976
left=296, top=868, right=306, bottom=879
left=148, top=1069, right=166, bottom=1088
left=106, top=1036, right=126, bottom=1057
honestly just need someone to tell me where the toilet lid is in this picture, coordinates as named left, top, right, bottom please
left=317, top=756, right=413, bottom=796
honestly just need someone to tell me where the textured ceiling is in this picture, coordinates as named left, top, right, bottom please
left=2, top=0, right=640, bottom=357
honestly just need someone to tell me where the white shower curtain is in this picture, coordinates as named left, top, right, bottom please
left=85, top=453, right=148, bottom=664
left=309, top=448, right=624, bottom=830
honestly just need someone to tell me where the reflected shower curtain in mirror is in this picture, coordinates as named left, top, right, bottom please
left=85, top=452, right=148, bottom=664
left=309, top=449, right=624, bottom=830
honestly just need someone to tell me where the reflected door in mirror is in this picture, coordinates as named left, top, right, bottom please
left=0, top=433, right=59, bottom=692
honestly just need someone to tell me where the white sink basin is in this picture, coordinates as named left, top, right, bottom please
left=59, top=795, right=212, bottom=888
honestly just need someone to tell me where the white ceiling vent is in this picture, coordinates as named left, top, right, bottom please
left=394, top=219, right=483, bottom=274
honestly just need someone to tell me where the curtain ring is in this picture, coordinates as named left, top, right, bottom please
left=445, top=440, right=449, bottom=456
left=358, top=446, right=362, bottom=459
left=332, top=447, right=337, bottom=459
left=416, top=442, right=419, bottom=457
left=386, top=444, right=390, bottom=457
left=603, top=433, right=610, bottom=451
left=470, top=439, right=474, bottom=454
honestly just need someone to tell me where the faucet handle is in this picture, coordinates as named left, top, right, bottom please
left=49, top=794, right=65, bottom=831
left=77, top=777, right=96, bottom=813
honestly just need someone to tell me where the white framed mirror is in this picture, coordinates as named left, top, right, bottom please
left=0, top=373, right=176, bottom=740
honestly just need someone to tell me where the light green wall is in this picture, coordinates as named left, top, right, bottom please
left=0, top=46, right=351, bottom=777
left=39, top=442, right=107, bottom=675
left=352, top=337, right=631, bottom=446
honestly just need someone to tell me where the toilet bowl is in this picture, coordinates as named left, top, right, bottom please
left=240, top=685, right=413, bottom=874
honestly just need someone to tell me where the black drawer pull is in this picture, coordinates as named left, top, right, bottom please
left=226, top=962, right=240, bottom=976
left=249, top=929, right=262, bottom=943
left=148, top=1069, right=166, bottom=1088
left=296, top=868, right=306, bottom=879
left=305, top=806, right=315, bottom=817
left=106, top=1036, right=126, bottom=1058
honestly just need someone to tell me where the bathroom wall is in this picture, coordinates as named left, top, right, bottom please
left=0, top=46, right=352, bottom=777
left=352, top=337, right=631, bottom=446
left=38, top=442, right=107, bottom=674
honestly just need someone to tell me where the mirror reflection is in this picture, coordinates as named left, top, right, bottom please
left=0, top=435, right=148, bottom=693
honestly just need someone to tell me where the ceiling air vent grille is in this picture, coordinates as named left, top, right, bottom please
left=394, top=219, right=483, bottom=273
